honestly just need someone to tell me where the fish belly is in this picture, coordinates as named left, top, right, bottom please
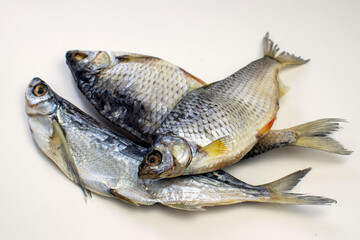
left=158, top=57, right=281, bottom=173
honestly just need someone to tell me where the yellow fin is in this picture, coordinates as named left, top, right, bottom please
left=200, top=137, right=230, bottom=156
left=289, top=118, right=352, bottom=155
left=257, top=117, right=276, bottom=139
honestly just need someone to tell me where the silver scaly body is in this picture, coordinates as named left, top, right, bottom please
left=66, top=45, right=350, bottom=165
left=26, top=78, right=335, bottom=210
left=140, top=33, right=311, bottom=179
left=66, top=51, right=205, bottom=144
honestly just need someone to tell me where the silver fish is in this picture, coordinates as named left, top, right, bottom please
left=26, top=78, right=335, bottom=210
left=66, top=48, right=349, bottom=162
left=66, top=50, right=205, bottom=143
left=139, top=33, right=311, bottom=179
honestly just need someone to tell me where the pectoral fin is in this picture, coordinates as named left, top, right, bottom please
left=52, top=120, right=92, bottom=198
left=109, top=189, right=140, bottom=206
left=200, top=137, right=230, bottom=156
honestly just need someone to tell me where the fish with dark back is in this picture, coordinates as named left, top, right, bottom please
left=66, top=35, right=350, bottom=180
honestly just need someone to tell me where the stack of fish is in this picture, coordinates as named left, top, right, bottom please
left=26, top=33, right=351, bottom=211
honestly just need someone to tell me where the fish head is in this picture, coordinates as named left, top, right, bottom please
left=25, top=77, right=59, bottom=152
left=66, top=50, right=116, bottom=84
left=25, top=78, right=74, bottom=181
left=138, top=135, right=192, bottom=179
left=25, top=77, right=59, bottom=116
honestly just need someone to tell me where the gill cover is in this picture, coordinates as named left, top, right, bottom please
left=138, top=135, right=193, bottom=179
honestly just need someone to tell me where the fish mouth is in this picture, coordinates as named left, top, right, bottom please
left=65, top=50, right=73, bottom=62
left=25, top=96, right=37, bottom=114
left=66, top=50, right=106, bottom=73
left=66, top=50, right=82, bottom=66
left=65, top=50, right=91, bottom=81
left=137, top=160, right=178, bottom=180
left=138, top=162, right=161, bottom=180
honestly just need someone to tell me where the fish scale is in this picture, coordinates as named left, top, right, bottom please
left=140, top=34, right=310, bottom=178
left=26, top=78, right=337, bottom=210
left=157, top=57, right=280, bottom=148
left=66, top=38, right=350, bottom=170
left=66, top=51, right=204, bottom=143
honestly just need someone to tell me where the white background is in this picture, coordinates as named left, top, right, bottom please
left=1, top=0, right=359, bottom=239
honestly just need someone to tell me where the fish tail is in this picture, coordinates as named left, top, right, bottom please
left=261, top=168, right=336, bottom=205
left=289, top=118, right=352, bottom=155
left=263, top=32, right=309, bottom=66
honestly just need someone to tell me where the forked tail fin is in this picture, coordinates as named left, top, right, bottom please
left=261, top=168, right=336, bottom=205
left=263, top=32, right=309, bottom=66
left=290, top=118, right=352, bottom=155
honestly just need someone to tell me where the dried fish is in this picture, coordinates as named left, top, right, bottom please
left=26, top=78, right=335, bottom=210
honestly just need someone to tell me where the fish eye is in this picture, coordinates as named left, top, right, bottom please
left=74, top=52, right=88, bottom=61
left=33, top=83, right=48, bottom=97
left=145, top=150, right=162, bottom=166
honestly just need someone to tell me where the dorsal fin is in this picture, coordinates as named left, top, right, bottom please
left=263, top=33, right=310, bottom=66
left=116, top=53, right=161, bottom=63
